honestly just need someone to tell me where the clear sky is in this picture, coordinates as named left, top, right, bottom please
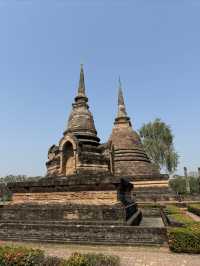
left=0, top=0, right=199, bottom=177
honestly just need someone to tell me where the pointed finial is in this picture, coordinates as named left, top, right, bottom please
left=78, top=64, right=86, bottom=96
left=118, top=77, right=125, bottom=107
left=119, top=76, right=122, bottom=89
left=117, top=77, right=128, bottom=118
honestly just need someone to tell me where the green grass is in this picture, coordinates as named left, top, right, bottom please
left=165, top=205, right=182, bottom=214
left=165, top=205, right=194, bottom=224
left=188, top=203, right=200, bottom=209
left=168, top=213, right=194, bottom=225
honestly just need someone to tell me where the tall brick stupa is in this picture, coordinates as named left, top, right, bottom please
left=46, top=65, right=109, bottom=177
left=108, top=79, right=159, bottom=177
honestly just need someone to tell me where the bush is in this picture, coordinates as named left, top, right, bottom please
left=42, top=256, right=65, bottom=266
left=0, top=246, right=120, bottom=266
left=66, top=252, right=120, bottom=266
left=66, top=253, right=88, bottom=266
left=0, top=245, right=44, bottom=266
left=168, top=223, right=200, bottom=253
left=188, top=204, right=200, bottom=217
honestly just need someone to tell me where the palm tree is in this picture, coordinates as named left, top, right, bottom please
left=139, top=118, right=179, bottom=174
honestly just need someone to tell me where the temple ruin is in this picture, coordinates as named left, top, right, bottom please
left=0, top=65, right=173, bottom=245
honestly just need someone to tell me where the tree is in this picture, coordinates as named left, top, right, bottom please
left=139, top=118, right=179, bottom=174
left=169, top=176, right=186, bottom=194
left=169, top=175, right=200, bottom=194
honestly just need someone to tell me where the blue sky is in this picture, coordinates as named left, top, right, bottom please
left=0, top=1, right=199, bottom=176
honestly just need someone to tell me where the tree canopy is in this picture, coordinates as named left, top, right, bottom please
left=139, top=118, right=179, bottom=174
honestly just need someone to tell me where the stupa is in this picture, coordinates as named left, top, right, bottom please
left=46, top=67, right=169, bottom=202
left=46, top=65, right=109, bottom=177
left=108, top=79, right=159, bottom=177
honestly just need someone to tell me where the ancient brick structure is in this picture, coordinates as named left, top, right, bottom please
left=0, top=65, right=173, bottom=245
left=46, top=65, right=109, bottom=177
left=0, top=176, right=155, bottom=245
left=46, top=66, right=159, bottom=179
left=108, top=79, right=159, bottom=177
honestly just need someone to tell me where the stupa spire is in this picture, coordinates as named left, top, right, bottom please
left=78, top=64, right=86, bottom=97
left=117, top=77, right=128, bottom=118
left=66, top=65, right=97, bottom=136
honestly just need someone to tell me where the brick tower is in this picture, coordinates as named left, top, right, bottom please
left=109, top=79, right=159, bottom=177
left=46, top=65, right=109, bottom=176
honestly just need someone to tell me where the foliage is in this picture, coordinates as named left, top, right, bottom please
left=0, top=245, right=44, bottom=266
left=188, top=204, right=200, bottom=217
left=167, top=205, right=200, bottom=253
left=0, top=175, right=43, bottom=202
left=0, top=183, right=12, bottom=201
left=0, top=175, right=43, bottom=184
left=168, top=223, right=200, bottom=253
left=169, top=176, right=186, bottom=194
left=0, top=246, right=120, bottom=266
left=139, top=118, right=179, bottom=173
left=83, top=253, right=120, bottom=266
left=66, top=253, right=88, bottom=266
left=42, top=256, right=66, bottom=266
left=189, top=176, right=200, bottom=193
left=66, top=252, right=120, bottom=266
left=169, top=175, right=200, bottom=194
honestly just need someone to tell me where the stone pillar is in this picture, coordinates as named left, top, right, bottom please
left=198, top=168, right=200, bottom=193
left=198, top=168, right=200, bottom=178
left=184, top=167, right=190, bottom=194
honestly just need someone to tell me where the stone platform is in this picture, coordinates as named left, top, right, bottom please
left=0, top=201, right=166, bottom=245
left=0, top=175, right=173, bottom=245
left=0, top=221, right=167, bottom=245
left=7, top=174, right=173, bottom=203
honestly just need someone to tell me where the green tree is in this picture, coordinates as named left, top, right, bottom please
left=139, top=118, right=179, bottom=173
left=169, top=176, right=186, bottom=194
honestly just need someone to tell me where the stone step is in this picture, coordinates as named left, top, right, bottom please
left=1, top=219, right=124, bottom=225
left=0, top=222, right=167, bottom=246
